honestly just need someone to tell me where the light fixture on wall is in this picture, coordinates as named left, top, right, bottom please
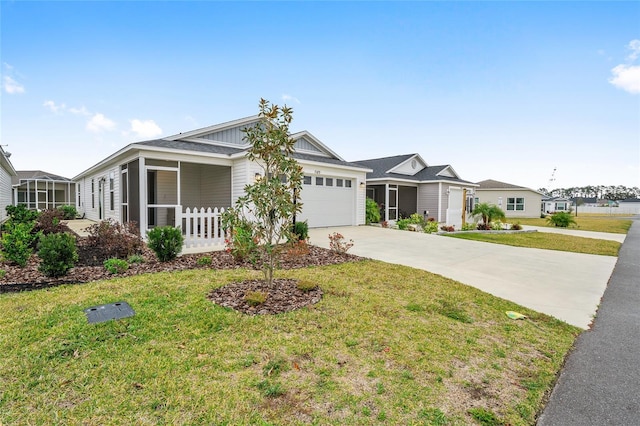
left=254, top=172, right=262, bottom=182
left=359, top=181, right=365, bottom=189
left=446, top=189, right=450, bottom=195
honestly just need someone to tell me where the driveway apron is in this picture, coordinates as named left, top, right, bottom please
left=309, top=226, right=617, bottom=329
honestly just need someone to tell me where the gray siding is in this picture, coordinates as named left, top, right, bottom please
left=417, top=183, right=440, bottom=221
left=0, top=166, right=12, bottom=222
left=199, top=127, right=248, bottom=145
left=180, top=163, right=231, bottom=209
left=294, top=137, right=322, bottom=153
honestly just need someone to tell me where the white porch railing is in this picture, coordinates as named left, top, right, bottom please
left=175, top=207, right=226, bottom=248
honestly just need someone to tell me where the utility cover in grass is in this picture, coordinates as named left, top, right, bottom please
left=84, top=301, right=135, bottom=323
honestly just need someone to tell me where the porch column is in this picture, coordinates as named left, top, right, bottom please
left=437, top=182, right=442, bottom=222
left=384, top=183, right=389, bottom=222
left=139, top=157, right=147, bottom=235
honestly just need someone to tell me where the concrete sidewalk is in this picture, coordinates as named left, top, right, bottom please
left=537, top=218, right=640, bottom=425
left=309, top=226, right=617, bottom=329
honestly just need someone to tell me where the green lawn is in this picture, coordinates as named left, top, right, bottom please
left=508, top=216, right=632, bottom=234
left=0, top=262, right=579, bottom=425
left=444, top=232, right=620, bottom=256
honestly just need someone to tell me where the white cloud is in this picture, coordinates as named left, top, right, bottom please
left=43, top=100, right=66, bottom=114
left=609, top=40, right=640, bottom=95
left=86, top=113, right=116, bottom=133
left=69, top=106, right=91, bottom=116
left=3, top=76, right=25, bottom=94
left=281, top=94, right=301, bottom=104
left=128, top=119, right=162, bottom=139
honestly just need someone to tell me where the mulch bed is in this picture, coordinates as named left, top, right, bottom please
left=0, top=240, right=361, bottom=314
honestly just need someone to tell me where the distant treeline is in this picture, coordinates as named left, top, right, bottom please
left=537, top=185, right=640, bottom=201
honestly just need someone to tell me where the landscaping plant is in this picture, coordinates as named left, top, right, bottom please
left=103, top=258, right=129, bottom=274
left=37, top=232, right=78, bottom=277
left=222, top=98, right=303, bottom=286
left=365, top=197, right=381, bottom=224
left=35, top=208, right=67, bottom=235
left=146, top=226, right=184, bottom=262
left=472, top=202, right=506, bottom=230
left=328, top=232, right=354, bottom=255
left=224, top=219, right=258, bottom=262
left=58, top=205, right=78, bottom=220
left=547, top=211, right=577, bottom=228
left=1, top=221, right=40, bottom=267
left=86, top=219, right=143, bottom=260
left=292, top=220, right=309, bottom=242
left=4, top=205, right=39, bottom=226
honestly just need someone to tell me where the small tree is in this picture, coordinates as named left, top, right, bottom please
left=222, top=99, right=303, bottom=286
left=472, top=202, right=506, bottom=230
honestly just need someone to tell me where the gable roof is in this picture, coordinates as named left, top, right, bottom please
left=476, top=179, right=543, bottom=194
left=13, top=170, right=72, bottom=185
left=618, top=198, right=640, bottom=203
left=355, top=154, right=476, bottom=185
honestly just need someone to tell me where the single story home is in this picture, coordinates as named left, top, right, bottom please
left=617, top=198, right=640, bottom=215
left=542, top=196, right=572, bottom=213
left=0, top=146, right=17, bottom=222
left=355, top=153, right=477, bottom=228
left=474, top=179, right=544, bottom=218
left=73, top=116, right=371, bottom=247
left=12, top=170, right=76, bottom=211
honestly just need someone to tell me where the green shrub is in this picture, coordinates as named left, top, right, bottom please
left=408, top=213, right=425, bottom=225
left=146, top=226, right=184, bottom=262
left=127, top=254, right=145, bottom=264
left=510, top=222, right=522, bottom=230
left=1, top=222, right=40, bottom=267
left=104, top=258, right=129, bottom=274
left=422, top=221, right=439, bottom=234
left=37, top=233, right=78, bottom=277
left=197, top=256, right=212, bottom=266
left=397, top=218, right=411, bottom=230
left=0, top=269, right=6, bottom=278
left=58, top=205, right=78, bottom=220
left=461, top=222, right=476, bottom=231
left=490, top=221, right=504, bottom=230
left=296, top=279, right=317, bottom=292
left=365, top=198, right=381, bottom=224
left=35, top=208, right=67, bottom=235
left=225, top=221, right=258, bottom=262
left=245, top=290, right=268, bottom=306
left=292, top=220, right=309, bottom=241
left=5, top=205, right=39, bottom=225
left=547, top=211, right=577, bottom=228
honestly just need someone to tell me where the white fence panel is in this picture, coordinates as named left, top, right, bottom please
left=176, top=206, right=226, bottom=248
left=574, top=206, right=640, bottom=215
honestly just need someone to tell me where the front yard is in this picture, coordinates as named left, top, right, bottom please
left=0, top=261, right=579, bottom=425
left=508, top=216, right=632, bottom=234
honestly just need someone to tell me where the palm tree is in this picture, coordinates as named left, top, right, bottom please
left=472, top=202, right=506, bottom=229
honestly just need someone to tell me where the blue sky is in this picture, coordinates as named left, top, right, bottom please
left=1, top=1, right=639, bottom=190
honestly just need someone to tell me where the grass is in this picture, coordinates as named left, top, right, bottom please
left=0, top=262, right=579, bottom=425
left=444, top=232, right=621, bottom=256
left=508, top=215, right=632, bottom=234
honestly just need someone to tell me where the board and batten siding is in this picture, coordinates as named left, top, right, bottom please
left=475, top=189, right=542, bottom=218
left=0, top=165, right=13, bottom=222
left=198, top=126, right=253, bottom=146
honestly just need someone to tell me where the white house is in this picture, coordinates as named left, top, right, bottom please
left=0, top=146, right=17, bottom=222
left=475, top=179, right=544, bottom=218
left=73, top=116, right=371, bottom=247
left=356, top=153, right=478, bottom=228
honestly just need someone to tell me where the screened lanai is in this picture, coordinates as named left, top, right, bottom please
left=12, top=171, right=76, bottom=210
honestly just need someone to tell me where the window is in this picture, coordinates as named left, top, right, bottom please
left=345, top=180, right=352, bottom=188
left=109, top=174, right=115, bottom=211
left=91, top=179, right=95, bottom=209
left=316, top=177, right=324, bottom=186
left=303, top=176, right=312, bottom=185
left=326, top=178, right=333, bottom=187
left=556, top=202, right=567, bottom=211
left=77, top=184, right=81, bottom=208
left=336, top=179, right=343, bottom=187
left=507, top=197, right=525, bottom=211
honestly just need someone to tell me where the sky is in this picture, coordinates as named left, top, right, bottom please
left=1, top=1, right=639, bottom=191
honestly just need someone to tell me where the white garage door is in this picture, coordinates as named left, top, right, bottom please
left=297, top=177, right=355, bottom=227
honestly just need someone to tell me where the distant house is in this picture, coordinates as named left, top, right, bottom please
left=0, top=146, right=17, bottom=222
left=475, top=179, right=544, bottom=218
left=355, top=153, right=477, bottom=228
left=11, top=170, right=76, bottom=211
left=542, top=196, right=572, bottom=213
left=73, top=116, right=370, bottom=248
left=618, top=198, right=640, bottom=214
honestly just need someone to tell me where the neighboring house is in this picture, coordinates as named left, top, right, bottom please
left=475, top=179, right=543, bottom=218
left=355, top=153, right=477, bottom=228
left=571, top=197, right=599, bottom=207
left=73, top=116, right=371, bottom=247
left=542, top=196, right=572, bottom=213
left=0, top=146, right=18, bottom=222
left=617, top=198, right=640, bottom=215
left=11, top=170, right=76, bottom=211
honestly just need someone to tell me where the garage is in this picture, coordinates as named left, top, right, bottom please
left=297, top=175, right=356, bottom=227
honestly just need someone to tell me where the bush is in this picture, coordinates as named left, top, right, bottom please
left=296, top=279, right=317, bottom=293
left=490, top=221, right=504, bottom=231
left=461, top=222, right=476, bottom=231
left=422, top=221, right=439, bottom=234
left=104, top=258, right=129, bottom=274
left=35, top=209, right=67, bottom=235
left=225, top=221, right=258, bottom=262
left=37, top=233, right=78, bottom=277
left=127, top=254, right=145, bottom=264
left=197, top=256, right=212, bottom=266
left=510, top=222, right=522, bottom=230
left=146, top=226, right=184, bottom=262
left=86, top=219, right=143, bottom=260
left=5, top=205, right=39, bottom=225
left=365, top=198, right=381, bottom=224
left=245, top=290, right=268, bottom=306
left=1, top=222, right=40, bottom=267
left=58, top=205, right=78, bottom=220
left=397, top=218, right=411, bottom=230
left=285, top=239, right=310, bottom=260
left=328, top=232, right=353, bottom=255
left=291, top=220, right=309, bottom=241
left=440, top=225, right=455, bottom=232
left=547, top=211, right=577, bottom=228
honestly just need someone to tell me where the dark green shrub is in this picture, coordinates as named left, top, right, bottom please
left=1, top=222, right=40, bottom=267
left=127, top=254, right=145, bottom=264
left=225, top=220, right=258, bottom=262
left=291, top=220, right=309, bottom=241
left=35, top=208, right=67, bottom=235
left=5, top=205, right=39, bottom=224
left=146, top=226, right=184, bottom=262
left=510, top=222, right=523, bottom=230
left=104, top=258, right=129, bottom=274
left=397, top=218, right=411, bottom=230
left=86, top=219, right=143, bottom=260
left=58, top=205, right=78, bottom=220
left=547, top=211, right=577, bottom=228
left=37, top=232, right=78, bottom=277
left=365, top=197, right=381, bottom=224
left=197, top=256, right=212, bottom=266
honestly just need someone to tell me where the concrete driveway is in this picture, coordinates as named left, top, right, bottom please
left=308, top=226, right=618, bottom=329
